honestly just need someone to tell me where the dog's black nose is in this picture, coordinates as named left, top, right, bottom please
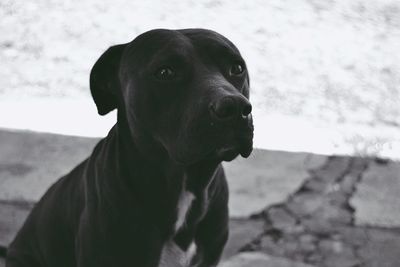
left=211, top=96, right=252, bottom=121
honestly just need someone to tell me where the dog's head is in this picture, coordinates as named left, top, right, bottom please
left=90, top=29, right=253, bottom=165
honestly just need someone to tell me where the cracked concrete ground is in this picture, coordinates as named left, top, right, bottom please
left=223, top=156, right=400, bottom=267
left=0, top=129, right=399, bottom=266
left=351, top=160, right=400, bottom=227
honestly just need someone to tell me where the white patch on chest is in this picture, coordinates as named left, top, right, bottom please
left=158, top=190, right=197, bottom=267
left=159, top=241, right=197, bottom=267
left=174, top=191, right=195, bottom=232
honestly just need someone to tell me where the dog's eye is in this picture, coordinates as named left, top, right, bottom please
left=155, top=67, right=176, bottom=80
left=230, top=63, right=245, bottom=76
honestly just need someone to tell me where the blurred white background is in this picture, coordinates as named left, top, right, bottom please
left=1, top=0, right=399, bottom=159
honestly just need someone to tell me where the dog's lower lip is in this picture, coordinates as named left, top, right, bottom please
left=239, top=146, right=253, bottom=158
left=216, top=146, right=239, bottom=161
left=238, top=136, right=253, bottom=158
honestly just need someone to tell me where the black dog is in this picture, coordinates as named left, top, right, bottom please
left=7, top=28, right=253, bottom=267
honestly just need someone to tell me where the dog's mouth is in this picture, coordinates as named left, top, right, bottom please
left=174, top=116, right=254, bottom=165
left=215, top=129, right=253, bottom=162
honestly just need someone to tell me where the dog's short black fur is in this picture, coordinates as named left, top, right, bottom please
left=7, top=29, right=253, bottom=267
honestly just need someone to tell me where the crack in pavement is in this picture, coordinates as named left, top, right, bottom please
left=237, top=156, right=400, bottom=267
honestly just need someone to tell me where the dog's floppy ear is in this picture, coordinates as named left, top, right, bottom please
left=90, top=44, right=126, bottom=115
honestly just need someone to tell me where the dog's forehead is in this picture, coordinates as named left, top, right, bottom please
left=179, top=29, right=240, bottom=54
left=138, top=29, right=191, bottom=48
left=126, top=29, right=240, bottom=59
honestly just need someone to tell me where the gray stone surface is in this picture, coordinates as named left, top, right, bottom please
left=223, top=219, right=265, bottom=260
left=350, top=160, right=400, bottom=227
left=0, top=202, right=31, bottom=247
left=267, top=206, right=297, bottom=233
left=220, top=252, right=315, bottom=267
left=224, top=150, right=327, bottom=217
left=0, top=257, right=4, bottom=267
left=359, top=228, right=400, bottom=267
left=237, top=157, right=400, bottom=267
left=0, top=129, right=99, bottom=202
left=318, top=239, right=360, bottom=267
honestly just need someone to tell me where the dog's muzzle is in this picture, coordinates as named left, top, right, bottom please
left=209, top=95, right=254, bottom=161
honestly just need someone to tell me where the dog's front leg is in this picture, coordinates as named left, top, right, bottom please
left=193, top=176, right=229, bottom=267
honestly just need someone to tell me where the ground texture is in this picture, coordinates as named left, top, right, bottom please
left=0, top=129, right=399, bottom=266
left=224, top=156, right=400, bottom=267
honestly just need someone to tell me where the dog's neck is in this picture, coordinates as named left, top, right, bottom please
left=117, top=115, right=220, bottom=182
left=93, top=116, right=220, bottom=206
left=88, top=119, right=220, bottom=236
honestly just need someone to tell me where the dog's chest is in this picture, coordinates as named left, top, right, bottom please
left=158, top=190, right=197, bottom=267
